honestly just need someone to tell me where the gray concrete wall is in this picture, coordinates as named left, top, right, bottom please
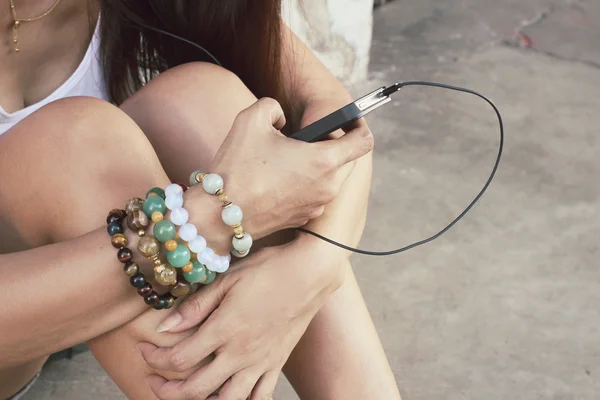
left=282, top=0, right=375, bottom=84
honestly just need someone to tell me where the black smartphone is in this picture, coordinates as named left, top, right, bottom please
left=290, top=87, right=392, bottom=142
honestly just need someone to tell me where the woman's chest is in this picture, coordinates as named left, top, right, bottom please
left=0, top=2, right=97, bottom=114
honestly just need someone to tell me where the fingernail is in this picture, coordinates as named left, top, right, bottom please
left=156, top=311, right=182, bottom=333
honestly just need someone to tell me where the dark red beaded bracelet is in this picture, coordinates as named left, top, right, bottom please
left=106, top=208, right=177, bottom=310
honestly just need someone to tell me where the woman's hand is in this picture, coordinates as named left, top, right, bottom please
left=186, top=97, right=373, bottom=241
left=138, top=236, right=344, bottom=400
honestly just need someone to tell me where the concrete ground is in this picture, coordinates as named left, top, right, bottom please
left=22, top=0, right=600, bottom=399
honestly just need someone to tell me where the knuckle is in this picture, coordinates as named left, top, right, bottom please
left=317, top=148, right=338, bottom=171
left=179, top=293, right=206, bottom=317
left=317, top=183, right=337, bottom=204
left=307, top=205, right=325, bottom=220
left=168, top=348, right=191, bottom=372
left=183, top=385, right=208, bottom=400
left=362, top=129, right=375, bottom=153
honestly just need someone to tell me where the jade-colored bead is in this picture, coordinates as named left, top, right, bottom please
left=154, top=220, right=176, bottom=243
left=167, top=244, right=191, bottom=268
left=146, top=187, right=166, bottom=200
left=183, top=261, right=207, bottom=284
left=143, top=196, right=167, bottom=217
left=203, top=269, right=216, bottom=285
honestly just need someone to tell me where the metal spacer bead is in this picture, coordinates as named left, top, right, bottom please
left=138, top=230, right=146, bottom=237
left=194, top=172, right=205, bottom=184
left=215, top=188, right=224, bottom=197
left=222, top=201, right=232, bottom=208
left=234, top=232, right=245, bottom=239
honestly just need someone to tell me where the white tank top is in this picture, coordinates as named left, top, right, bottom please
left=0, top=19, right=110, bottom=136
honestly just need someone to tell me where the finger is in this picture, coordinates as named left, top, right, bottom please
left=318, top=122, right=374, bottom=167
left=156, top=276, right=233, bottom=334
left=148, top=355, right=234, bottom=400
left=243, top=97, right=286, bottom=131
left=250, top=371, right=280, bottom=400
left=215, top=369, right=261, bottom=400
left=139, top=320, right=221, bottom=373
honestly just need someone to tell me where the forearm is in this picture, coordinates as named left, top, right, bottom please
left=0, top=228, right=152, bottom=367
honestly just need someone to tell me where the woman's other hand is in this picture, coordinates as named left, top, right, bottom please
left=138, top=235, right=344, bottom=400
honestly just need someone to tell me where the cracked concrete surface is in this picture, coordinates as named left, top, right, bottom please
left=20, top=0, right=600, bottom=399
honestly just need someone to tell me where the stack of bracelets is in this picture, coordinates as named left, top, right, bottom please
left=106, top=171, right=253, bottom=310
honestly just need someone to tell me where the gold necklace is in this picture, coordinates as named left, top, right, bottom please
left=8, top=0, right=63, bottom=52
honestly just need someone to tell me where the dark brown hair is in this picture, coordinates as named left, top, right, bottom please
left=99, top=0, right=295, bottom=126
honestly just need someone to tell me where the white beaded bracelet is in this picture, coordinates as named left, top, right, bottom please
left=164, top=183, right=231, bottom=273
left=190, top=171, right=253, bottom=258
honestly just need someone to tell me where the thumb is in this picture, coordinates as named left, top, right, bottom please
left=155, top=275, right=234, bottom=333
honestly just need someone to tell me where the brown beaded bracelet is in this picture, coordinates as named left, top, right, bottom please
left=106, top=208, right=177, bottom=310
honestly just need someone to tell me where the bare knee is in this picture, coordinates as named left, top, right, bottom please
left=0, top=97, right=166, bottom=245
left=121, top=62, right=258, bottom=178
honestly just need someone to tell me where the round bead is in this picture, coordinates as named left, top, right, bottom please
left=179, top=224, right=198, bottom=242
left=165, top=294, right=176, bottom=309
left=154, top=220, right=176, bottom=243
left=107, top=222, right=123, bottom=236
left=202, top=173, right=224, bottom=195
left=203, top=269, right=216, bottom=285
left=138, top=236, right=160, bottom=258
left=165, top=195, right=184, bottom=211
left=182, top=262, right=194, bottom=273
left=170, top=281, right=193, bottom=297
left=170, top=208, right=189, bottom=226
left=189, top=170, right=205, bottom=187
left=165, top=239, right=178, bottom=252
left=117, top=247, right=133, bottom=263
left=137, top=283, right=153, bottom=296
left=151, top=211, right=164, bottom=223
left=154, top=263, right=178, bottom=286
left=221, top=205, right=243, bottom=226
left=143, top=196, right=167, bottom=218
left=127, top=208, right=149, bottom=232
left=198, top=248, right=215, bottom=266
left=130, top=273, right=146, bottom=288
left=144, top=292, right=160, bottom=306
left=106, top=209, right=126, bottom=224
left=165, top=183, right=184, bottom=198
left=232, top=232, right=253, bottom=253
left=123, top=262, right=139, bottom=277
left=167, top=244, right=191, bottom=268
left=111, top=233, right=128, bottom=249
left=188, top=236, right=207, bottom=254
left=211, top=257, right=229, bottom=274
left=153, top=296, right=170, bottom=310
left=183, top=261, right=207, bottom=284
left=146, top=187, right=166, bottom=200
left=126, top=198, right=145, bottom=214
